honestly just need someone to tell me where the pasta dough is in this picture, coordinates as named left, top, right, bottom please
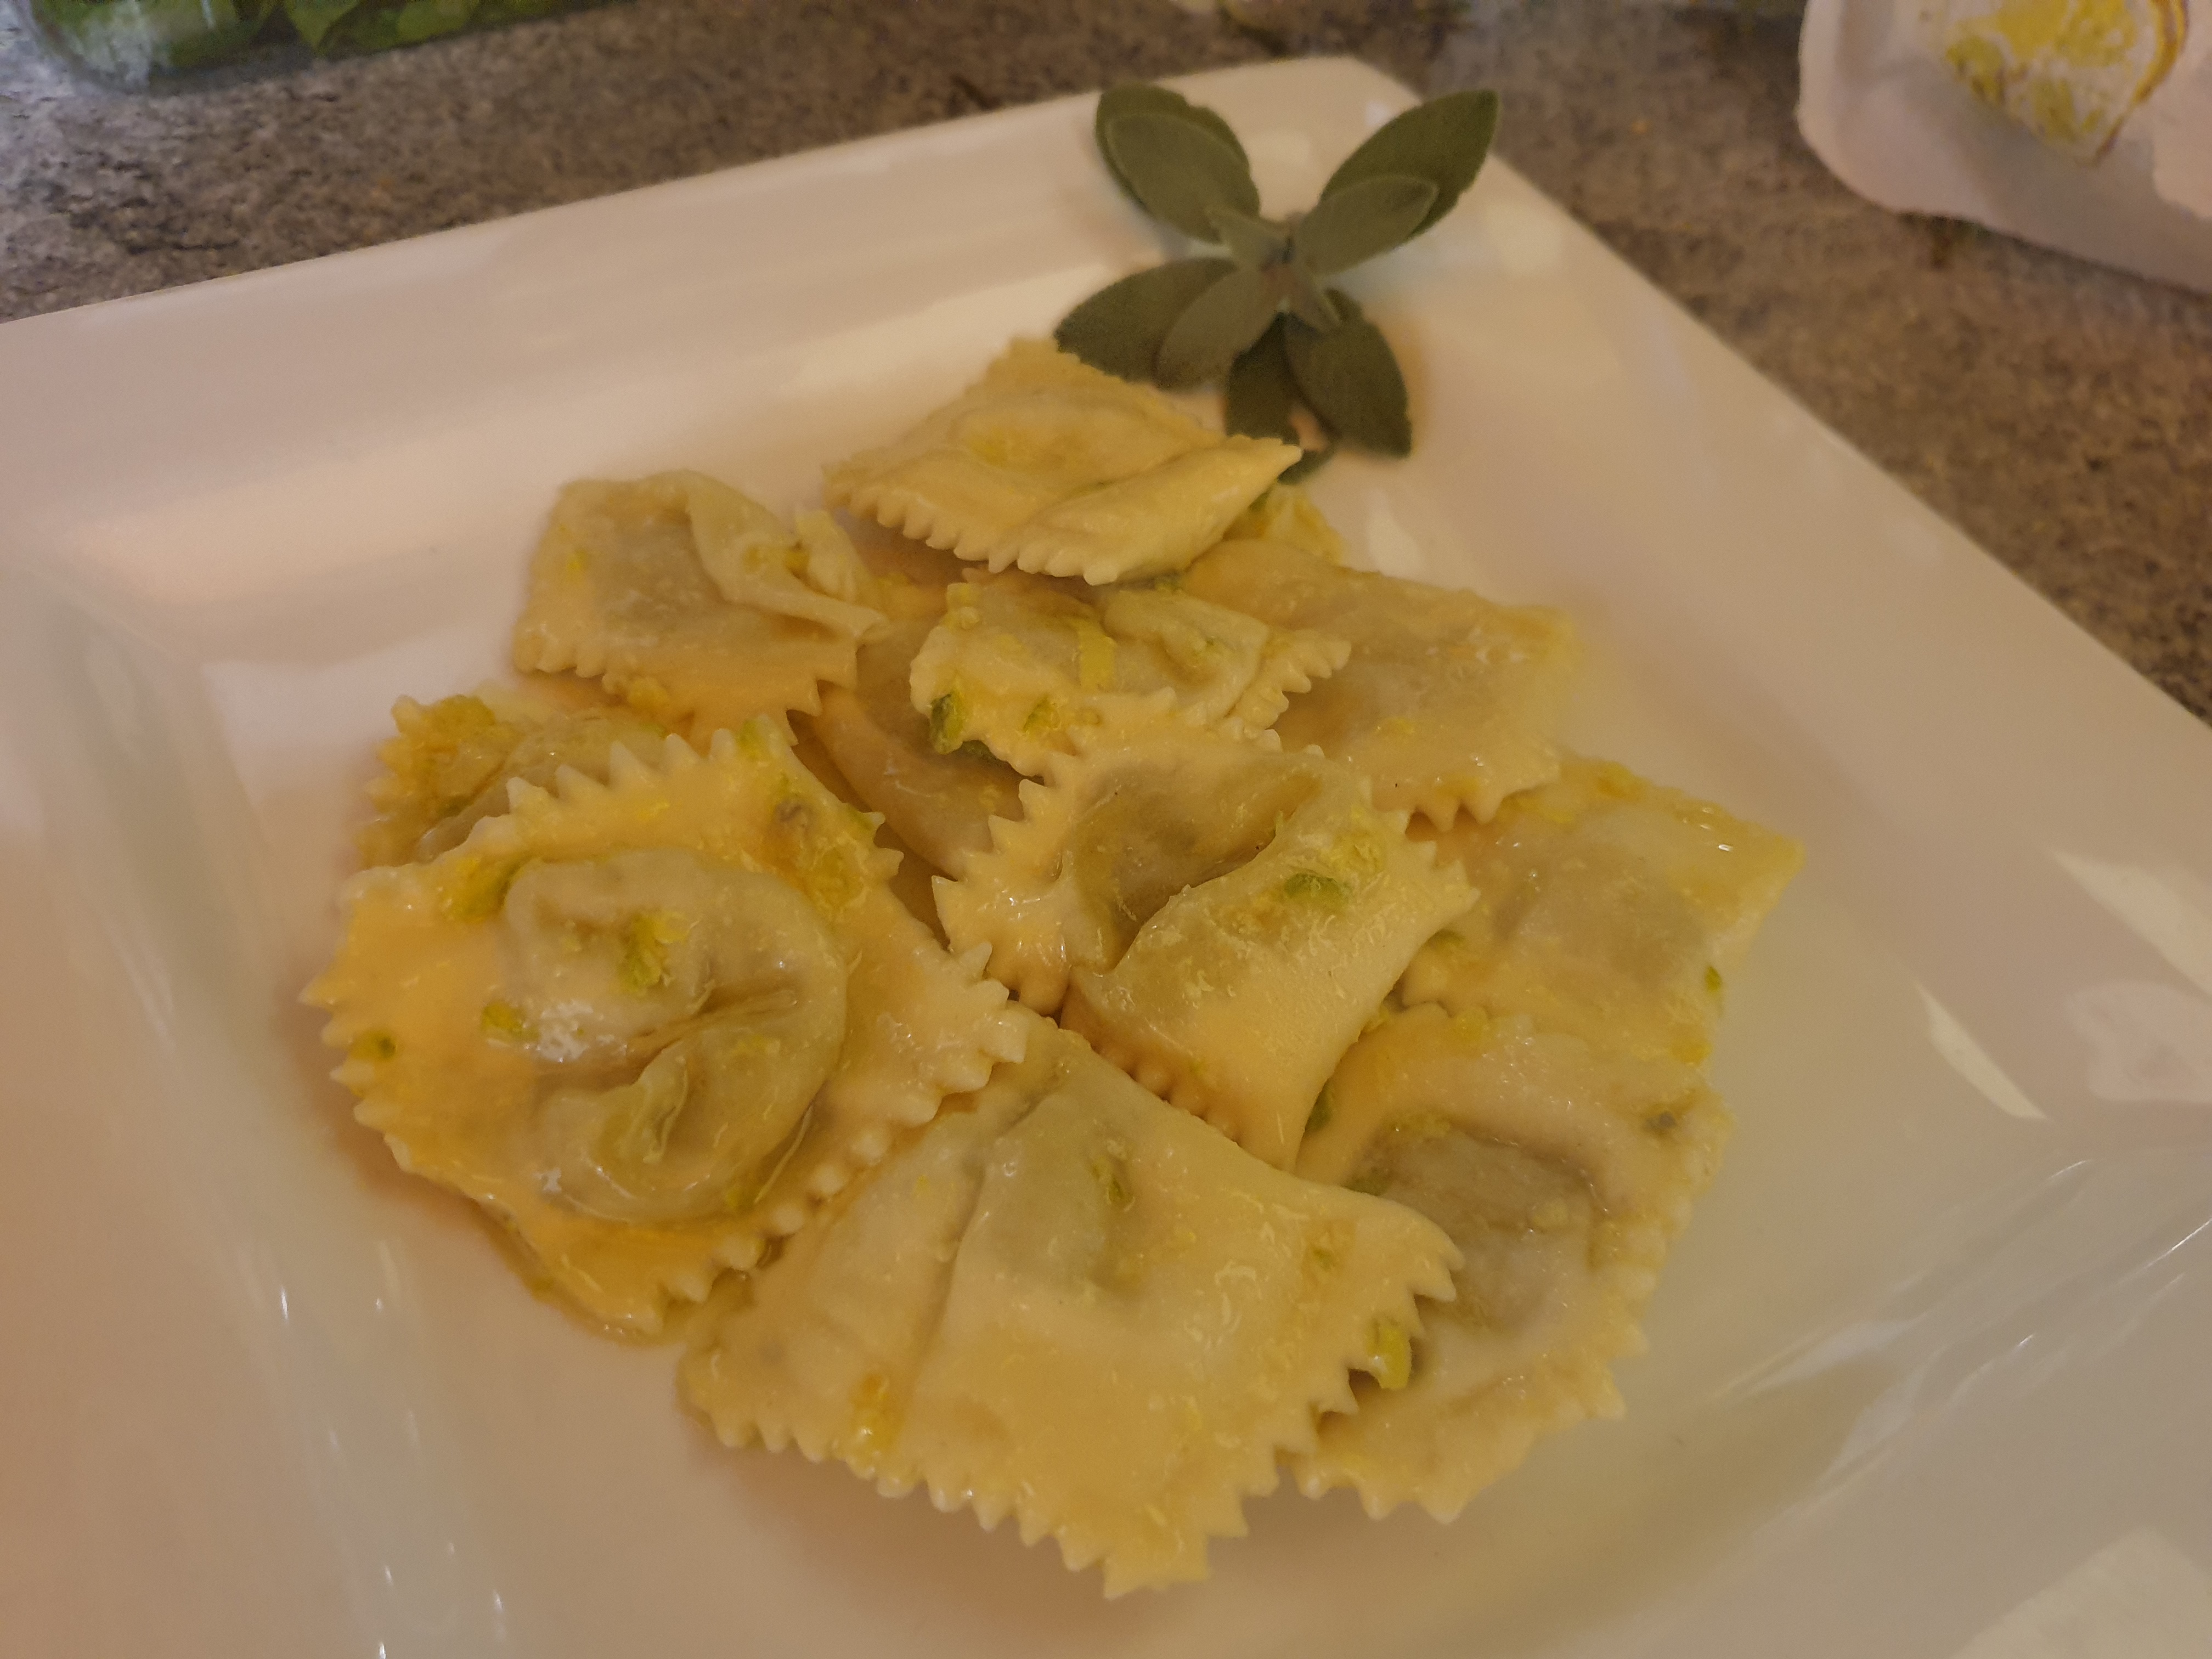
left=1059, top=757, right=1471, bottom=1167
left=514, top=471, right=887, bottom=736
left=824, top=340, right=1299, bottom=584
left=1291, top=1003, right=1730, bottom=1520
left=939, top=723, right=1470, bottom=1167
left=847, top=527, right=971, bottom=627
left=1224, top=483, right=1346, bottom=565
left=1183, top=537, right=1578, bottom=826
left=805, top=616, right=1025, bottom=879
left=938, top=727, right=1339, bottom=1011
left=683, top=1015, right=1461, bottom=1594
left=358, top=686, right=669, bottom=867
left=1402, top=758, right=1805, bottom=1065
left=307, top=721, right=1023, bottom=1333
left=910, top=573, right=1348, bottom=774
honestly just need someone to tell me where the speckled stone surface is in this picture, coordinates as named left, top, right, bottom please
left=2, top=0, right=2205, bottom=718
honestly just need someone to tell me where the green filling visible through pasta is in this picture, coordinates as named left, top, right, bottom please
left=1070, top=768, right=1321, bottom=959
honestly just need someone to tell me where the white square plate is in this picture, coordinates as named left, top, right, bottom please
left=4, top=57, right=2211, bottom=1659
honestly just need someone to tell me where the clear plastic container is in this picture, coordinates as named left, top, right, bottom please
left=16, top=0, right=612, bottom=87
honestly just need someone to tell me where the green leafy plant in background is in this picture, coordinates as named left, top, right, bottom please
left=1057, top=83, right=1500, bottom=479
left=27, top=0, right=594, bottom=83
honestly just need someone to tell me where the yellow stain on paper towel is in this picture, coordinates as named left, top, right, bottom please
left=1936, top=0, right=2187, bottom=159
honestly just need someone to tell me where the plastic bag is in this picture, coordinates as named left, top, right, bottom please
left=1799, top=0, right=2212, bottom=292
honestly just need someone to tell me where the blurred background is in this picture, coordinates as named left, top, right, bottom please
left=1, top=0, right=2203, bottom=720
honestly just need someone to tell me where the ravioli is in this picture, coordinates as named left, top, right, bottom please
left=514, top=471, right=887, bottom=736
left=805, top=615, right=1026, bottom=880
left=318, top=340, right=1806, bottom=1594
left=1283, top=759, right=1799, bottom=1517
left=1183, top=537, right=1578, bottom=826
left=683, top=1014, right=1460, bottom=1594
left=782, top=718, right=950, bottom=938
left=1402, top=758, right=1805, bottom=1066
left=1291, top=1004, right=1730, bottom=1520
left=307, top=722, right=1023, bottom=1333
left=678, top=1024, right=1056, bottom=1487
left=845, top=519, right=978, bottom=622
left=910, top=573, right=1348, bottom=774
left=823, top=340, right=1300, bottom=584
left=358, top=686, right=669, bottom=867
left=1224, top=483, right=1347, bottom=564
left=939, top=724, right=1469, bottom=1167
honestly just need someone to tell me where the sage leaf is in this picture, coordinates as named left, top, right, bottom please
left=1284, top=294, right=1410, bottom=455
left=1224, top=319, right=1299, bottom=445
left=1056, top=257, right=1235, bottom=381
left=1322, top=89, right=1500, bottom=239
left=1209, top=204, right=1293, bottom=271
left=1096, top=84, right=1249, bottom=199
left=1294, top=174, right=1437, bottom=277
left=1282, top=439, right=1337, bottom=484
left=1283, top=259, right=1341, bottom=331
left=1103, top=114, right=1261, bottom=240
left=1156, top=266, right=1279, bottom=388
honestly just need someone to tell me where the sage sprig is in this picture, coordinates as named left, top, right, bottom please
left=1056, top=83, right=1500, bottom=477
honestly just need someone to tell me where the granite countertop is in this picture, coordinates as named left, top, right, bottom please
left=1, top=0, right=2205, bottom=720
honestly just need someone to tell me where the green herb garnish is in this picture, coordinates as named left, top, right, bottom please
left=479, top=1001, right=533, bottom=1043
left=927, top=689, right=968, bottom=755
left=1282, top=870, right=1353, bottom=907
left=1058, top=83, right=1501, bottom=475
